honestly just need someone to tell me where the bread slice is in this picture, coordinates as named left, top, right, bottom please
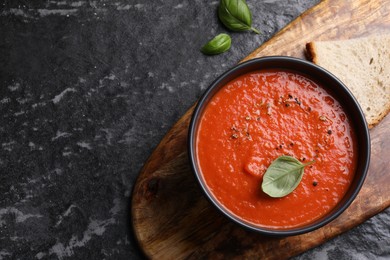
left=306, top=35, right=390, bottom=128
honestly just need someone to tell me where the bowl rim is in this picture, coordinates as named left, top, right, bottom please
left=187, top=56, right=370, bottom=236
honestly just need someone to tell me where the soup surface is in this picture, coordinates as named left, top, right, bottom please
left=196, top=70, right=357, bottom=229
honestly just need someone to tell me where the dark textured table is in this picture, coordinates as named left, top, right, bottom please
left=1, top=0, right=389, bottom=259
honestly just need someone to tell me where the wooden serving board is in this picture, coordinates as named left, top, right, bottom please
left=131, top=0, right=390, bottom=259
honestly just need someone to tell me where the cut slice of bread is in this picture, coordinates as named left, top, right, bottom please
left=306, top=35, right=390, bottom=129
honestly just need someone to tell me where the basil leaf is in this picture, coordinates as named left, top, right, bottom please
left=261, top=156, right=314, bottom=198
left=201, top=33, right=231, bottom=55
left=218, top=0, right=260, bottom=34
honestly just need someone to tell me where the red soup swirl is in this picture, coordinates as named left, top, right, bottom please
left=196, top=69, right=357, bottom=229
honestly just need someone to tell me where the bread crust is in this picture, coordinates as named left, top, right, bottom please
left=305, top=42, right=318, bottom=63
left=369, top=104, right=390, bottom=129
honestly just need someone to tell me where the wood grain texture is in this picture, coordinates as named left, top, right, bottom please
left=131, top=0, right=390, bottom=259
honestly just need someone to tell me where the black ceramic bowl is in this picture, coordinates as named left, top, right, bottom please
left=188, top=56, right=370, bottom=236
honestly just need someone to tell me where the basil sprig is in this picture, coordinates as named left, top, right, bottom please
left=261, top=156, right=315, bottom=198
left=201, top=33, right=231, bottom=55
left=218, top=0, right=260, bottom=34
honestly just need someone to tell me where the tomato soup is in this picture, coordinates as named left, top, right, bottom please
left=196, top=70, right=357, bottom=229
